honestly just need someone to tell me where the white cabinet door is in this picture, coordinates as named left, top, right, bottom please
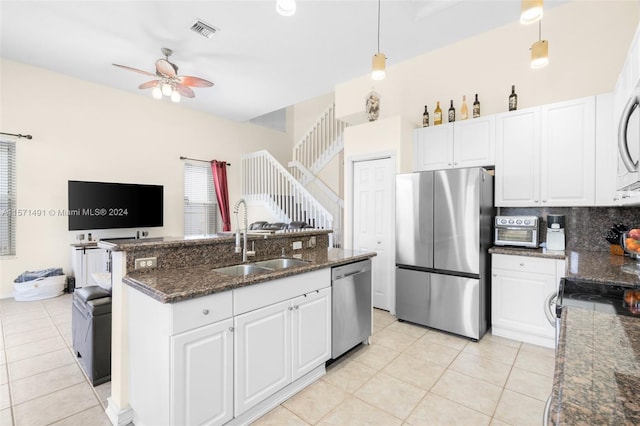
left=453, top=116, right=495, bottom=168
left=414, top=124, right=454, bottom=171
left=171, top=318, right=233, bottom=426
left=234, top=300, right=291, bottom=416
left=291, top=288, right=331, bottom=381
left=84, top=248, right=109, bottom=286
left=495, top=108, right=540, bottom=206
left=540, top=97, right=596, bottom=206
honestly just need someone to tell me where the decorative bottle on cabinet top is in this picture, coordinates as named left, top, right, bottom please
left=460, top=95, right=468, bottom=120
left=473, top=94, right=480, bottom=118
left=422, top=105, right=429, bottom=127
left=509, top=85, right=518, bottom=111
left=366, top=90, right=380, bottom=121
left=434, top=101, right=442, bottom=125
left=448, top=100, right=455, bottom=123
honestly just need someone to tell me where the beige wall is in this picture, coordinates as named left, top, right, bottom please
left=336, top=1, right=639, bottom=125
left=0, top=59, right=291, bottom=298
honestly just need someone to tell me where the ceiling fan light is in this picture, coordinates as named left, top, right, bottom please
left=152, top=86, right=163, bottom=100
left=161, top=82, right=173, bottom=97
left=520, top=0, right=543, bottom=25
left=371, top=53, right=386, bottom=81
left=171, top=90, right=181, bottom=103
left=531, top=39, right=549, bottom=69
left=276, top=0, right=296, bottom=16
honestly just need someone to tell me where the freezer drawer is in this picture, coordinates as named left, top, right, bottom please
left=396, top=268, right=482, bottom=340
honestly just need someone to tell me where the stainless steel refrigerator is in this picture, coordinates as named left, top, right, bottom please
left=395, top=168, right=494, bottom=340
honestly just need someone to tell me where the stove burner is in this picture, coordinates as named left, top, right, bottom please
left=558, top=278, right=640, bottom=317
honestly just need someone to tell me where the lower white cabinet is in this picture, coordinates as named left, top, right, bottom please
left=491, top=254, right=565, bottom=348
left=128, top=268, right=331, bottom=426
left=234, top=287, right=331, bottom=416
left=172, top=318, right=234, bottom=426
left=71, top=246, right=110, bottom=287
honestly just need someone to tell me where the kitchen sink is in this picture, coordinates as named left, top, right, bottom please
left=212, top=264, right=273, bottom=277
left=253, top=258, right=311, bottom=270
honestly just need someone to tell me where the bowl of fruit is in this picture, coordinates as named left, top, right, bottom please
left=621, top=229, right=640, bottom=259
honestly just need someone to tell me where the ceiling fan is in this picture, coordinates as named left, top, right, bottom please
left=113, top=47, right=214, bottom=102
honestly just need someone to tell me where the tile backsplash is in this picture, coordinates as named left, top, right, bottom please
left=499, top=206, right=640, bottom=252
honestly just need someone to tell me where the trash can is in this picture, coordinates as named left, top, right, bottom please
left=72, top=286, right=112, bottom=386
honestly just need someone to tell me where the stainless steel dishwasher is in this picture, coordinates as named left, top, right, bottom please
left=331, top=259, right=372, bottom=359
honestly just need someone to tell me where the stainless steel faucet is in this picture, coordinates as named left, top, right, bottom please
left=233, top=198, right=255, bottom=262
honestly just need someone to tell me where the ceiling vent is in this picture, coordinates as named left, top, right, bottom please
left=190, top=20, right=217, bottom=39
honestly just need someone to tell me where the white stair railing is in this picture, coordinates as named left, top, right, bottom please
left=242, top=150, right=333, bottom=241
left=290, top=104, right=347, bottom=181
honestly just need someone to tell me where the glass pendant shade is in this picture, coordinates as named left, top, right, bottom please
left=152, top=86, right=162, bottom=99
left=161, top=83, right=173, bottom=96
left=531, top=39, right=549, bottom=69
left=171, top=90, right=181, bottom=103
left=371, top=53, right=386, bottom=80
left=520, top=0, right=543, bottom=25
left=276, top=0, right=296, bottom=16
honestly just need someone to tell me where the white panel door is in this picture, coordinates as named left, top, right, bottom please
left=291, top=287, right=331, bottom=381
left=234, top=300, right=291, bottom=416
left=171, top=319, right=233, bottom=426
left=353, top=157, right=394, bottom=311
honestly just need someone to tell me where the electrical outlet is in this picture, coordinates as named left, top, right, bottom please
left=135, top=257, right=157, bottom=269
left=292, top=241, right=303, bottom=250
left=308, top=236, right=316, bottom=248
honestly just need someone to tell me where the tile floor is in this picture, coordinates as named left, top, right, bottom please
left=0, top=294, right=555, bottom=426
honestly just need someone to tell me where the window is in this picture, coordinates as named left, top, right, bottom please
left=0, top=139, right=16, bottom=256
left=184, top=162, right=219, bottom=236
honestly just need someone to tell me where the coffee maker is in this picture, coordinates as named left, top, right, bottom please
left=546, top=214, right=565, bottom=251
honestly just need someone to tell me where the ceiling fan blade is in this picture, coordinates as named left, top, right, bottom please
left=175, top=83, right=195, bottom=98
left=138, top=80, right=160, bottom=90
left=178, top=75, right=214, bottom=88
left=155, top=59, right=177, bottom=78
left=113, top=63, right=156, bottom=77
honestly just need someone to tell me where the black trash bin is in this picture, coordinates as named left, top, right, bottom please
left=72, top=286, right=112, bottom=386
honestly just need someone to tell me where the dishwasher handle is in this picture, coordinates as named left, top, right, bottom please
left=332, top=260, right=371, bottom=281
left=544, top=291, right=557, bottom=327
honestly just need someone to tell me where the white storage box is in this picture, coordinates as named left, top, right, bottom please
left=13, top=275, right=66, bottom=301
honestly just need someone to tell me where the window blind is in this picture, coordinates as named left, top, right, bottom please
left=0, top=140, right=16, bottom=255
left=184, top=162, right=219, bottom=236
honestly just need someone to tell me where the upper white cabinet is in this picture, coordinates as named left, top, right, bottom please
left=495, top=96, right=596, bottom=206
left=70, top=246, right=110, bottom=287
left=414, top=116, right=495, bottom=171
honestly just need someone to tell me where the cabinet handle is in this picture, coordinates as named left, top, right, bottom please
left=202, top=309, right=210, bottom=315
left=229, top=326, right=234, bottom=333
left=492, top=274, right=497, bottom=277
left=542, top=200, right=547, bottom=203
left=519, top=263, right=525, bottom=267
left=288, top=306, right=294, bottom=311
left=534, top=200, right=539, bottom=203
left=294, top=305, right=299, bottom=310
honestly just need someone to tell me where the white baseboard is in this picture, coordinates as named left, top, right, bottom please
left=106, top=397, right=134, bottom=426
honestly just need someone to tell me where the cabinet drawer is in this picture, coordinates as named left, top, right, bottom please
left=171, top=291, right=233, bottom=334
left=492, top=254, right=557, bottom=275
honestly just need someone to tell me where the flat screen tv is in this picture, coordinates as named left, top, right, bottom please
left=68, top=180, right=163, bottom=231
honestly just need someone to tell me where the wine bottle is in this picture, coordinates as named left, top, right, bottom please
left=434, top=101, right=442, bottom=125
left=422, top=105, right=430, bottom=127
left=509, top=85, right=518, bottom=111
left=448, top=100, right=455, bottom=122
left=473, top=94, right=480, bottom=118
left=460, top=95, right=468, bottom=120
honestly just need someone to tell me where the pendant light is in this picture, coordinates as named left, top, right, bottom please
left=276, top=0, right=296, bottom=17
left=531, top=21, right=549, bottom=69
left=520, top=0, right=543, bottom=25
left=371, top=0, right=386, bottom=80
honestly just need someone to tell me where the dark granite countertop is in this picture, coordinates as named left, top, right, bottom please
left=565, top=250, right=640, bottom=287
left=98, top=229, right=332, bottom=252
left=550, top=306, right=640, bottom=425
left=123, top=248, right=376, bottom=303
left=489, top=246, right=567, bottom=260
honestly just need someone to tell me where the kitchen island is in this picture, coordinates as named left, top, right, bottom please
left=99, top=230, right=376, bottom=426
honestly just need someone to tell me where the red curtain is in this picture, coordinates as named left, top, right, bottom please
left=211, top=160, right=231, bottom=231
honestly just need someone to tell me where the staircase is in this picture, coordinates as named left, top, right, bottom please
left=241, top=104, right=347, bottom=247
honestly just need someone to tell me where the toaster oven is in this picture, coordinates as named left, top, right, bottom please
left=494, top=216, right=539, bottom=248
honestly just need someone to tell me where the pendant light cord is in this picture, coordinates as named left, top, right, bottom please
left=377, top=0, right=381, bottom=54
